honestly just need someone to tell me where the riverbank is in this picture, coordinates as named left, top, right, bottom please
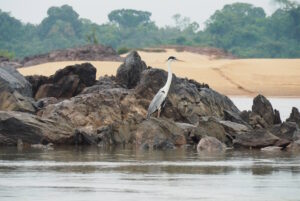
left=18, top=48, right=300, bottom=97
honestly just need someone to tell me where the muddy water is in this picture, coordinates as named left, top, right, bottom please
left=0, top=147, right=300, bottom=201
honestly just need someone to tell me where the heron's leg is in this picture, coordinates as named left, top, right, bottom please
left=157, top=108, right=161, bottom=118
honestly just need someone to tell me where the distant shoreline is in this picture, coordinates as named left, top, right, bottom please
left=18, top=48, right=300, bottom=97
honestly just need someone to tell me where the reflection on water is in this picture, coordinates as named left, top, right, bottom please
left=0, top=147, right=300, bottom=201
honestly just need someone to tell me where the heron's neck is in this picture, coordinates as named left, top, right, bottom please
left=162, top=60, right=172, bottom=93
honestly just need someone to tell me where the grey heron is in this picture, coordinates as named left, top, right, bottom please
left=146, top=56, right=182, bottom=119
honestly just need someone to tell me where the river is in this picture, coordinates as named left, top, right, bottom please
left=0, top=147, right=300, bottom=201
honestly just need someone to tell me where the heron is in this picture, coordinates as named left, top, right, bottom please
left=146, top=56, right=183, bottom=119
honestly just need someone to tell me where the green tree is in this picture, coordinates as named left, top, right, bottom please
left=108, top=9, right=152, bottom=28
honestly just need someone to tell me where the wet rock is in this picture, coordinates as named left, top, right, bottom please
left=35, top=63, right=96, bottom=99
left=197, top=136, right=226, bottom=152
left=261, top=146, right=282, bottom=152
left=287, top=140, right=300, bottom=152
left=136, top=118, right=186, bottom=150
left=198, top=117, right=229, bottom=144
left=116, top=51, right=147, bottom=88
left=0, top=111, right=73, bottom=146
left=74, top=127, right=99, bottom=145
left=233, top=129, right=280, bottom=149
left=286, top=107, right=300, bottom=127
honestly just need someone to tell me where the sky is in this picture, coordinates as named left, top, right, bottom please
left=0, top=0, right=299, bottom=28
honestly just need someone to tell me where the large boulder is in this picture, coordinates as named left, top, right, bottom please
left=197, top=136, right=226, bottom=152
left=116, top=51, right=147, bottom=88
left=251, top=95, right=277, bottom=126
left=233, top=129, right=280, bottom=149
left=135, top=118, right=186, bottom=150
left=286, top=107, right=300, bottom=127
left=0, top=111, right=73, bottom=146
left=34, top=63, right=96, bottom=99
left=0, top=66, right=32, bottom=97
left=135, top=68, right=239, bottom=123
left=0, top=66, right=36, bottom=113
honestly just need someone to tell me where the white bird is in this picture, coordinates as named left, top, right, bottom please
left=146, top=56, right=183, bottom=119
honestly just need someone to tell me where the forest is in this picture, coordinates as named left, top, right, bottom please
left=0, top=0, right=300, bottom=59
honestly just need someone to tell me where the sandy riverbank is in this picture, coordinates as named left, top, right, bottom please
left=18, top=49, right=300, bottom=97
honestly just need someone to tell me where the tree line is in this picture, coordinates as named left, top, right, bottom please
left=0, top=1, right=300, bottom=59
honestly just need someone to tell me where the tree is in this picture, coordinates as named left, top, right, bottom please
left=108, top=9, right=151, bottom=28
left=38, top=5, right=83, bottom=38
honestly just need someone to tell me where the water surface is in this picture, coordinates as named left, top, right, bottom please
left=0, top=147, right=300, bottom=201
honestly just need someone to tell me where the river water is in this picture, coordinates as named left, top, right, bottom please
left=0, top=147, right=300, bottom=201
left=1, top=97, right=300, bottom=201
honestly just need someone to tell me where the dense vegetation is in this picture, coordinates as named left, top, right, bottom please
left=0, top=1, right=300, bottom=59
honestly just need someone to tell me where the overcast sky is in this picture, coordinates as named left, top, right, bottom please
left=0, top=0, right=299, bottom=28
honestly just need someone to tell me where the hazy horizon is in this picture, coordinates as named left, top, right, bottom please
left=1, top=0, right=299, bottom=28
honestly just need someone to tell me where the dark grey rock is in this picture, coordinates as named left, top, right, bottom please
left=252, top=94, right=275, bottom=126
left=35, top=63, right=96, bottom=99
left=286, top=107, right=300, bottom=127
left=0, top=111, right=73, bottom=146
left=116, top=51, right=147, bottom=89
left=135, top=118, right=186, bottom=150
left=233, top=129, right=280, bottom=149
left=0, top=66, right=36, bottom=112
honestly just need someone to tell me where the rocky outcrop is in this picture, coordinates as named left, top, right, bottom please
left=0, top=111, right=73, bottom=146
left=33, top=63, right=96, bottom=99
left=0, top=66, right=36, bottom=113
left=21, top=45, right=123, bottom=67
left=116, top=51, right=147, bottom=88
left=197, top=136, right=226, bottom=152
left=287, top=107, right=300, bottom=127
left=1, top=51, right=299, bottom=151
